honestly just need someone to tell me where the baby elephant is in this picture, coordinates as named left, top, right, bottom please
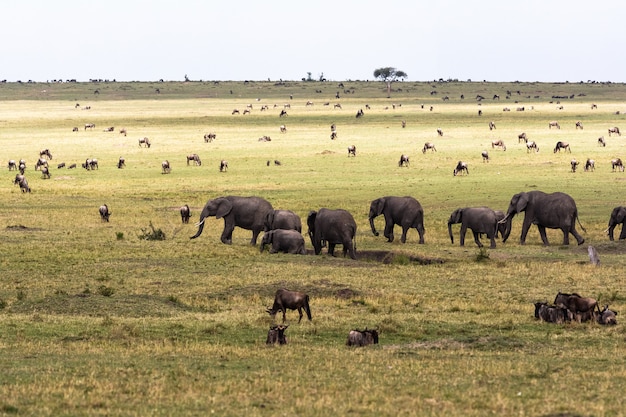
left=260, top=229, right=306, bottom=254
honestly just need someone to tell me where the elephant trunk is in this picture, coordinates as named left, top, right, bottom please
left=190, top=218, right=206, bottom=239
left=369, top=215, right=380, bottom=236
left=501, top=214, right=514, bottom=243
left=607, top=223, right=616, bottom=241
left=448, top=222, right=454, bottom=244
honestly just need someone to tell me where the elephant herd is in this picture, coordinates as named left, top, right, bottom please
left=186, top=190, right=626, bottom=258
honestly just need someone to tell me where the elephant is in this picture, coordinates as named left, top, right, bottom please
left=307, top=208, right=357, bottom=259
left=264, top=209, right=302, bottom=233
left=607, top=206, right=626, bottom=241
left=190, top=196, right=273, bottom=245
left=260, top=229, right=306, bottom=254
left=501, top=191, right=585, bottom=246
left=368, top=196, right=425, bottom=244
left=447, top=207, right=502, bottom=248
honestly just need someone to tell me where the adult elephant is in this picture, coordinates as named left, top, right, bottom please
left=447, top=207, right=502, bottom=248
left=369, top=196, right=425, bottom=244
left=607, top=206, right=626, bottom=241
left=264, top=209, right=302, bottom=233
left=501, top=191, right=585, bottom=246
left=260, top=229, right=306, bottom=254
left=307, top=208, right=357, bottom=259
left=190, top=196, right=273, bottom=245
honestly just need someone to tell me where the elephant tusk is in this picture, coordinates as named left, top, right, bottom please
left=194, top=218, right=205, bottom=227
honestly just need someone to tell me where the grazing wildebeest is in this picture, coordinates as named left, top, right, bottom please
left=488, top=121, right=496, bottom=130
left=596, top=305, right=617, bottom=325
left=84, top=123, right=95, bottom=130
left=346, top=328, right=379, bottom=347
left=57, top=162, right=66, bottom=169
left=591, top=103, right=598, bottom=109
left=437, top=128, right=443, bottom=137
left=186, top=153, right=201, bottom=166
left=575, top=121, right=583, bottom=130
left=266, top=324, right=289, bottom=345
left=570, top=159, right=579, bottom=173
left=279, top=125, right=287, bottom=133
left=534, top=302, right=572, bottom=324
left=7, top=160, right=17, bottom=170
left=258, top=135, right=271, bottom=142
left=279, top=109, right=288, bottom=117
left=554, top=141, right=570, bottom=153
left=526, top=141, right=539, bottom=153
left=347, top=145, right=356, bottom=156
left=554, top=292, right=600, bottom=323
left=72, top=127, right=79, bottom=132
left=453, top=161, right=469, bottom=176
left=598, top=136, right=606, bottom=147
left=608, top=127, right=621, bottom=136
left=355, top=109, right=364, bottom=118
left=491, top=140, right=506, bottom=151
left=40, top=149, right=52, bottom=160
left=232, top=109, right=240, bottom=115
left=35, top=158, right=48, bottom=171
left=161, top=160, right=171, bottom=174
left=422, top=142, right=437, bottom=153
left=330, top=131, right=337, bottom=140
left=204, top=132, right=216, bottom=142
left=611, top=158, right=624, bottom=172
left=274, top=160, right=281, bottom=166
left=18, top=177, right=31, bottom=193
left=41, top=166, right=51, bottom=179
left=219, top=160, right=228, bottom=172
left=584, top=159, right=595, bottom=172
left=548, top=121, right=560, bottom=129
left=398, top=154, right=410, bottom=167
left=119, top=128, right=127, bottom=136
left=180, top=204, right=191, bottom=224
left=401, top=120, right=406, bottom=128
left=266, top=289, right=312, bottom=323
left=138, top=137, right=151, bottom=148
left=334, top=103, right=342, bottom=109
left=518, top=132, right=527, bottom=143
left=99, top=204, right=111, bottom=222
left=117, top=157, right=126, bottom=169
left=104, top=126, right=114, bottom=132
left=481, top=150, right=489, bottom=162
left=82, top=158, right=98, bottom=170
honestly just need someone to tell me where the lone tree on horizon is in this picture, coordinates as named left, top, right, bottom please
left=373, top=67, right=407, bottom=97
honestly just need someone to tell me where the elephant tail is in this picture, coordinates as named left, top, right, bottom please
left=576, top=215, right=587, bottom=233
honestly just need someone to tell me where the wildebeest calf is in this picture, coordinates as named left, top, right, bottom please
left=180, top=204, right=191, bottom=223
left=346, top=328, right=379, bottom=346
left=596, top=305, right=618, bottom=325
left=534, top=302, right=572, bottom=324
left=267, top=289, right=312, bottom=323
left=99, top=204, right=111, bottom=222
left=266, top=324, right=289, bottom=345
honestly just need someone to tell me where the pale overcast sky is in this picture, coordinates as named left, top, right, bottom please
left=1, top=0, right=624, bottom=83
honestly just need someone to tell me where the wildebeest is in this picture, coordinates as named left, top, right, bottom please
left=161, top=160, right=171, bottom=174
left=347, top=145, right=356, bottom=157
left=39, top=149, right=52, bottom=160
left=117, top=157, right=126, bottom=169
left=99, top=204, right=111, bottom=222
left=554, top=292, right=600, bottom=323
left=72, top=127, right=79, bottom=132
left=180, top=204, right=191, bottom=224
left=481, top=150, right=489, bottom=162
left=437, top=128, right=443, bottom=136
left=68, top=163, right=76, bottom=169
left=526, top=141, right=539, bottom=153
left=41, top=166, right=51, bottom=179
left=491, top=140, right=506, bottom=151
left=355, top=109, right=364, bottom=118
left=266, top=289, right=312, bottom=323
left=84, top=123, right=95, bottom=130
left=138, top=137, right=151, bottom=148
left=398, top=154, right=410, bottom=167
left=219, top=160, right=228, bottom=172
left=18, top=178, right=31, bottom=193
left=330, top=131, right=337, bottom=140
left=57, top=162, right=66, bottom=169
left=35, top=158, right=48, bottom=171
left=232, top=109, right=240, bottom=115
left=266, top=324, right=289, bottom=345
left=204, top=132, right=216, bottom=142
left=82, top=158, right=98, bottom=170
left=119, top=128, right=127, bottom=136
left=186, top=153, right=201, bottom=166
left=608, top=127, right=621, bottom=136
left=611, top=158, right=624, bottom=172
left=258, top=135, right=271, bottom=142
left=279, top=125, right=287, bottom=133
left=453, top=161, right=468, bottom=176
left=534, top=302, right=572, bottom=324
left=346, top=328, right=379, bottom=347
left=518, top=132, right=527, bottom=143
left=554, top=141, right=571, bottom=153
left=422, top=142, right=437, bottom=153
left=570, top=159, right=579, bottom=173
left=103, top=126, right=114, bottom=132
left=584, top=159, right=595, bottom=172
left=401, top=120, right=406, bottom=128
left=596, top=305, right=617, bottom=325
left=488, top=121, right=496, bottom=130
left=279, top=109, right=288, bottom=117
left=548, top=121, right=560, bottom=129
left=7, top=160, right=17, bottom=170
left=575, top=121, right=583, bottom=130
left=598, top=136, right=606, bottom=147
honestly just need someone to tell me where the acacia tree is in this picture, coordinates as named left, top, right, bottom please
left=373, top=67, right=407, bottom=97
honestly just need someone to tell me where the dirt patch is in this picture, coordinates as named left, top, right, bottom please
left=5, top=225, right=43, bottom=232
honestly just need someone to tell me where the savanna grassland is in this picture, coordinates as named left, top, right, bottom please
left=1, top=80, right=626, bottom=417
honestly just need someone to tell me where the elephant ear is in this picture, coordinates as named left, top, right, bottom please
left=215, top=198, right=233, bottom=219
left=515, top=193, right=529, bottom=212
left=373, top=198, right=385, bottom=216
left=307, top=211, right=317, bottom=231
left=617, top=207, right=626, bottom=223
left=451, top=209, right=463, bottom=224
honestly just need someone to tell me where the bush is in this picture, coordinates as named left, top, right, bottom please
left=138, top=222, right=165, bottom=241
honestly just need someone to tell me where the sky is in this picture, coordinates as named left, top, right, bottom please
left=1, top=0, right=624, bottom=83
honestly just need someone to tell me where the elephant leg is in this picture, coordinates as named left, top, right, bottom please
left=250, top=229, right=262, bottom=245
left=569, top=228, right=584, bottom=245
left=416, top=226, right=425, bottom=244
left=488, top=234, right=496, bottom=249
left=221, top=222, right=235, bottom=244
left=328, top=243, right=336, bottom=256
left=384, top=222, right=394, bottom=242
left=471, top=230, right=484, bottom=248
left=620, top=225, right=626, bottom=240
left=459, top=225, right=467, bottom=246
left=520, top=220, right=532, bottom=245
left=400, top=226, right=409, bottom=244
left=537, top=225, right=551, bottom=245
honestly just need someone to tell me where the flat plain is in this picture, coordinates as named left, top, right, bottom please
left=1, top=80, right=626, bottom=416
